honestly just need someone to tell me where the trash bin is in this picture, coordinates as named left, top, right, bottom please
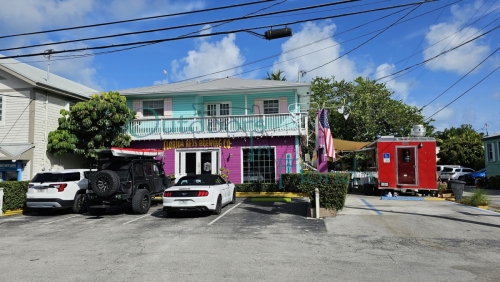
left=449, top=180, right=466, bottom=201
left=364, top=183, right=375, bottom=196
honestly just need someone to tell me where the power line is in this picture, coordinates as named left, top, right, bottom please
left=0, top=0, right=433, bottom=61
left=370, top=3, right=500, bottom=81
left=305, top=3, right=422, bottom=73
left=391, top=0, right=495, bottom=100
left=425, top=64, right=500, bottom=120
left=374, top=24, right=500, bottom=82
left=0, top=0, right=279, bottom=40
left=0, top=0, right=360, bottom=52
left=421, top=45, right=500, bottom=109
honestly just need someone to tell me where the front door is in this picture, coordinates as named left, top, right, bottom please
left=177, top=150, right=220, bottom=178
left=397, top=147, right=417, bottom=185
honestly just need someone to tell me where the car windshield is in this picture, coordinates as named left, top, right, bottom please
left=175, top=175, right=216, bottom=186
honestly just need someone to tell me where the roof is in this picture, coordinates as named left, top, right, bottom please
left=482, top=132, right=500, bottom=140
left=0, top=54, right=97, bottom=100
left=117, top=77, right=311, bottom=95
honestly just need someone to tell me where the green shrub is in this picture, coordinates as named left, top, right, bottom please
left=281, top=172, right=350, bottom=211
left=235, top=183, right=280, bottom=192
left=489, top=176, right=500, bottom=189
left=459, top=188, right=490, bottom=207
left=0, top=181, right=30, bottom=212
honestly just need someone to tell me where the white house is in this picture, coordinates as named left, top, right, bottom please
left=0, top=55, right=97, bottom=181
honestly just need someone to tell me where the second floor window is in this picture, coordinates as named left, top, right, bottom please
left=142, top=100, right=163, bottom=117
left=263, top=99, right=279, bottom=114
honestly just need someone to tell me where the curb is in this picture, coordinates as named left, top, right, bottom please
left=2, top=209, right=23, bottom=217
left=424, top=197, right=447, bottom=201
left=236, top=192, right=309, bottom=198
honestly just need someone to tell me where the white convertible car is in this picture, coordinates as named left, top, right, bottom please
left=162, top=174, right=236, bottom=215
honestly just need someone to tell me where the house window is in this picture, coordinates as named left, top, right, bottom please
left=142, top=100, right=163, bottom=117
left=263, top=99, right=279, bottom=114
left=487, top=143, right=495, bottom=161
left=205, top=103, right=230, bottom=132
left=242, top=147, right=275, bottom=183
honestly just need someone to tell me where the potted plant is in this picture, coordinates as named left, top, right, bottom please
left=219, top=167, right=230, bottom=182
left=438, top=181, right=453, bottom=198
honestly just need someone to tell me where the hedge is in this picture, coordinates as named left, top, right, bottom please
left=489, top=176, right=500, bottom=190
left=0, top=181, right=29, bottom=212
left=236, top=172, right=350, bottom=211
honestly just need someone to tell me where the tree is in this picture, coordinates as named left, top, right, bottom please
left=431, top=124, right=484, bottom=170
left=47, top=91, right=135, bottom=159
left=307, top=76, right=433, bottom=170
left=265, top=69, right=287, bottom=81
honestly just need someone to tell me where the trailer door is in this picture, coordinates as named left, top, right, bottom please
left=396, top=147, right=417, bottom=185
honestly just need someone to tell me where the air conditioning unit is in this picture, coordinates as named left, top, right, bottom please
left=411, top=125, right=426, bottom=137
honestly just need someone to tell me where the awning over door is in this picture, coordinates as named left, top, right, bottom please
left=0, top=143, right=35, bottom=158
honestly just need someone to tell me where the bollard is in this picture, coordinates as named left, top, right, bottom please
left=315, top=188, right=319, bottom=219
left=0, top=188, right=3, bottom=217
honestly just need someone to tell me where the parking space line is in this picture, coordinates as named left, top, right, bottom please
left=208, top=203, right=241, bottom=226
left=360, top=199, right=383, bottom=215
left=43, top=215, right=79, bottom=225
left=446, top=201, right=500, bottom=216
left=123, top=213, right=151, bottom=225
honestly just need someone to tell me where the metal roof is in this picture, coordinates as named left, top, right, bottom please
left=117, top=77, right=311, bottom=95
left=482, top=132, right=500, bottom=140
left=0, top=54, right=97, bottom=99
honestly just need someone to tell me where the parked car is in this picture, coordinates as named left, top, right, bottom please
left=437, top=165, right=461, bottom=179
left=463, top=168, right=486, bottom=185
left=25, top=169, right=89, bottom=214
left=85, top=154, right=171, bottom=216
left=162, top=174, right=236, bottom=215
left=440, top=166, right=475, bottom=181
left=243, top=170, right=265, bottom=183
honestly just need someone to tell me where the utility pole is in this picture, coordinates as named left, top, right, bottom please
left=485, top=123, right=489, bottom=136
left=298, top=70, right=306, bottom=82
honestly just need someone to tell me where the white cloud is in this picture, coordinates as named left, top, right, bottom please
left=423, top=1, right=491, bottom=74
left=422, top=103, right=455, bottom=130
left=271, top=22, right=362, bottom=83
left=171, top=33, right=245, bottom=81
left=373, top=63, right=411, bottom=101
left=490, top=91, right=500, bottom=100
left=199, top=24, right=212, bottom=36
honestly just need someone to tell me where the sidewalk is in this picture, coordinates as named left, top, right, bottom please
left=463, top=186, right=500, bottom=209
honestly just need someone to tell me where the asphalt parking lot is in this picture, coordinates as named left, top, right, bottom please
left=1, top=196, right=500, bottom=282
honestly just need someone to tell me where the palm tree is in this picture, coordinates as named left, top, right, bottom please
left=265, top=69, right=287, bottom=81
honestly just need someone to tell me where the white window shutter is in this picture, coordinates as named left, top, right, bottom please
left=254, top=99, right=263, bottom=114
left=164, top=98, right=172, bottom=117
left=279, top=97, right=288, bottom=113
left=133, top=100, right=142, bottom=118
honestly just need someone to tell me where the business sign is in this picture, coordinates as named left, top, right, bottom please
left=164, top=138, right=231, bottom=150
left=0, top=163, right=17, bottom=169
left=383, top=153, right=390, bottom=163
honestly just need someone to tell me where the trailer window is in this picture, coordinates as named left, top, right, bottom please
left=402, top=149, right=411, bottom=163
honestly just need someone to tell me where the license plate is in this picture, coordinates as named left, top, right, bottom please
left=179, top=200, right=188, bottom=204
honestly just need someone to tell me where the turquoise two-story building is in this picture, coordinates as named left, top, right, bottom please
left=119, top=78, right=311, bottom=184
left=482, top=132, right=500, bottom=178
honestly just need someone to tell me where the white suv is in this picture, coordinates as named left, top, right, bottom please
left=439, top=166, right=474, bottom=181
left=26, top=169, right=89, bottom=214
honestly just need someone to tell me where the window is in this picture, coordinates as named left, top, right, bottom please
left=263, top=99, right=279, bottom=114
left=242, top=147, right=275, bottom=183
left=402, top=149, right=411, bottom=163
left=205, top=103, right=230, bottom=132
left=142, top=100, right=163, bottom=117
left=487, top=143, right=495, bottom=161
left=63, top=172, right=81, bottom=181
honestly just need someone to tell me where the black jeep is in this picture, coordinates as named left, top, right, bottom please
left=85, top=154, right=171, bottom=216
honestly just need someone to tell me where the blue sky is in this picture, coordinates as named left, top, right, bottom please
left=0, top=0, right=499, bottom=135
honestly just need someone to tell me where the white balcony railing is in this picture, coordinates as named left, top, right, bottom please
left=126, top=113, right=308, bottom=140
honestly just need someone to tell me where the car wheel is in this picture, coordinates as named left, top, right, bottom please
left=132, top=189, right=151, bottom=214
left=72, top=193, right=87, bottom=214
left=91, top=170, right=120, bottom=197
left=213, top=196, right=222, bottom=215
left=88, top=208, right=106, bottom=216
left=231, top=188, right=236, bottom=204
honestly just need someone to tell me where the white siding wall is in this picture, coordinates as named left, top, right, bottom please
left=0, top=90, right=30, bottom=143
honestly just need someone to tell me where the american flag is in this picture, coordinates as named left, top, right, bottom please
left=319, top=108, right=335, bottom=161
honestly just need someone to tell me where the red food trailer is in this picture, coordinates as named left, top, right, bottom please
left=361, top=128, right=438, bottom=195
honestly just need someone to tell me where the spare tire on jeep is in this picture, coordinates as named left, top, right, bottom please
left=91, top=170, right=120, bottom=197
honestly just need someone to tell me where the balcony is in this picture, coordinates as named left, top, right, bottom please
left=126, top=113, right=308, bottom=140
